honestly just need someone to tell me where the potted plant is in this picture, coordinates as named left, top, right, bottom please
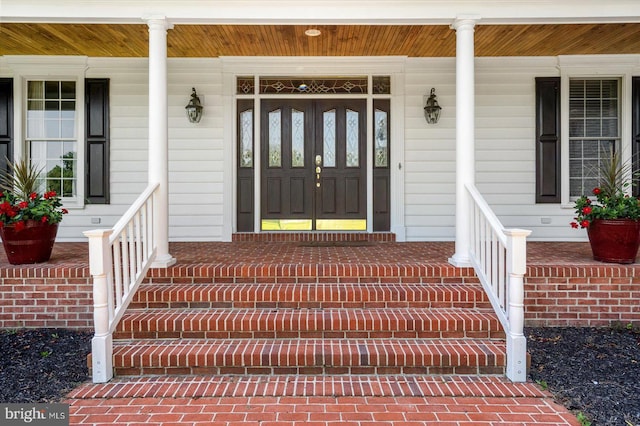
left=0, top=158, right=68, bottom=264
left=571, top=150, right=640, bottom=263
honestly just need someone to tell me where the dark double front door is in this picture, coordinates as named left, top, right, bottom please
left=261, top=99, right=367, bottom=231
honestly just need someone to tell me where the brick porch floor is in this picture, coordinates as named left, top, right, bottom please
left=0, top=239, right=597, bottom=267
left=4, top=240, right=599, bottom=425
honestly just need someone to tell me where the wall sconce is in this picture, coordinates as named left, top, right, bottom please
left=423, top=88, right=442, bottom=124
left=185, top=87, right=203, bottom=123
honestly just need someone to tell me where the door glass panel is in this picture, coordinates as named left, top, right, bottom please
left=316, top=219, right=366, bottom=231
left=291, top=109, right=305, bottom=167
left=262, top=219, right=312, bottom=230
left=374, top=109, right=388, bottom=167
left=323, top=109, right=336, bottom=167
left=268, top=109, right=282, bottom=167
left=346, top=109, right=359, bottom=167
left=240, top=109, right=253, bottom=167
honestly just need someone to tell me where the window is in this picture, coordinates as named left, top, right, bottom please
left=26, top=80, right=77, bottom=199
left=535, top=76, right=636, bottom=204
left=568, top=79, right=620, bottom=198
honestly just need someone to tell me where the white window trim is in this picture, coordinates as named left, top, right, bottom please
left=4, top=56, right=88, bottom=208
left=558, top=56, right=636, bottom=207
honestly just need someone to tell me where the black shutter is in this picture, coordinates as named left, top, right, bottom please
left=0, top=78, right=13, bottom=177
left=85, top=79, right=110, bottom=204
left=633, top=77, right=640, bottom=197
left=535, top=77, right=561, bottom=203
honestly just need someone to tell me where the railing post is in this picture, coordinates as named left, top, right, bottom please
left=84, top=229, right=114, bottom=383
left=504, top=228, right=532, bottom=382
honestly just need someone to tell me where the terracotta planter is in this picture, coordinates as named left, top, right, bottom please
left=0, top=220, right=59, bottom=265
left=587, top=219, right=640, bottom=264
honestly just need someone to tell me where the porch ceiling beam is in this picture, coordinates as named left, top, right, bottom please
left=2, top=0, right=640, bottom=25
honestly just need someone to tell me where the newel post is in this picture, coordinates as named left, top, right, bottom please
left=84, top=229, right=114, bottom=383
left=504, top=228, right=532, bottom=382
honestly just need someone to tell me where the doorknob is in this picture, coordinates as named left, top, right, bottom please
left=315, top=155, right=322, bottom=188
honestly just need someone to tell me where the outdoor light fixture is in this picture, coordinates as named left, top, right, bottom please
left=185, top=87, right=203, bottom=123
left=423, top=88, right=442, bottom=124
left=305, top=28, right=321, bottom=37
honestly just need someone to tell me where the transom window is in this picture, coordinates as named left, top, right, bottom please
left=568, top=78, right=620, bottom=197
left=26, top=80, right=77, bottom=198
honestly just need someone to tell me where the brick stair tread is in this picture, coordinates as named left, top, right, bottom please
left=68, top=375, right=547, bottom=400
left=115, top=307, right=504, bottom=339
left=113, top=338, right=506, bottom=369
left=130, top=282, right=489, bottom=309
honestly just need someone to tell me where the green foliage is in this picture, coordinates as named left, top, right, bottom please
left=0, top=157, right=43, bottom=201
left=40, top=350, right=52, bottom=358
left=0, top=157, right=68, bottom=228
left=46, top=152, right=76, bottom=197
left=535, top=379, right=548, bottom=390
left=576, top=412, right=592, bottom=426
left=571, top=149, right=640, bottom=229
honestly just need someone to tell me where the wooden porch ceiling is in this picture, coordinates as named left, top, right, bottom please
left=1, top=22, right=639, bottom=57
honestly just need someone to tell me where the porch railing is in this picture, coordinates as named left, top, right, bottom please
left=83, top=182, right=159, bottom=383
left=465, top=183, right=531, bottom=382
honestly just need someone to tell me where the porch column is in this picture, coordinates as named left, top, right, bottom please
left=448, top=17, right=479, bottom=267
left=146, top=17, right=176, bottom=268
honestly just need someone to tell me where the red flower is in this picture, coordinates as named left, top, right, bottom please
left=593, top=187, right=601, bottom=195
left=62, top=208, right=69, bottom=214
left=580, top=220, right=590, bottom=228
left=14, top=221, right=25, bottom=231
left=29, top=192, right=37, bottom=200
left=44, top=190, right=57, bottom=199
left=570, top=222, right=579, bottom=229
left=18, top=201, right=28, bottom=209
left=582, top=206, right=592, bottom=215
left=41, top=216, right=49, bottom=223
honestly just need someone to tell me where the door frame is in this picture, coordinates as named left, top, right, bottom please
left=222, top=57, right=407, bottom=241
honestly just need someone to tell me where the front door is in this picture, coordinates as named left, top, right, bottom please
left=261, top=99, right=367, bottom=230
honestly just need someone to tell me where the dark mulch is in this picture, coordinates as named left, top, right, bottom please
left=527, top=326, right=640, bottom=426
left=0, top=326, right=638, bottom=426
left=0, top=329, right=92, bottom=403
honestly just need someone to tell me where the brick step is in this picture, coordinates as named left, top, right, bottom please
left=130, top=282, right=490, bottom=310
left=114, top=308, right=504, bottom=340
left=112, top=338, right=506, bottom=377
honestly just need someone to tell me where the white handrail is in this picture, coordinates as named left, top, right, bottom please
left=84, top=182, right=159, bottom=383
left=465, top=183, right=531, bottom=382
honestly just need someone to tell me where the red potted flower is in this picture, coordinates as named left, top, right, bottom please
left=570, top=150, right=640, bottom=263
left=0, top=158, right=68, bottom=264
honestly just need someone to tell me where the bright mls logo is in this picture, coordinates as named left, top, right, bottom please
left=1, top=404, right=68, bottom=425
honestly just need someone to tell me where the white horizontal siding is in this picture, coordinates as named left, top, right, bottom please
left=29, top=53, right=633, bottom=242
left=404, top=59, right=457, bottom=241
left=403, top=56, right=589, bottom=242
left=51, top=57, right=224, bottom=241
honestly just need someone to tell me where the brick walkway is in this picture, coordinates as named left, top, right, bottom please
left=67, top=375, right=579, bottom=425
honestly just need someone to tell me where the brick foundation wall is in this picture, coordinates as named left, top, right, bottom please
left=0, top=267, right=93, bottom=329
left=524, top=265, right=640, bottom=327
left=1, top=263, right=639, bottom=330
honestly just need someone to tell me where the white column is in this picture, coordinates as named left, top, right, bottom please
left=146, top=17, right=176, bottom=268
left=448, top=17, right=479, bottom=267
